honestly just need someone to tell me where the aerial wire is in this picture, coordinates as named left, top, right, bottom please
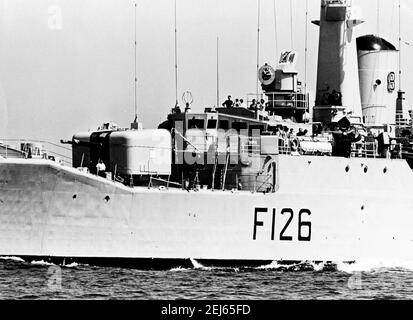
left=398, top=0, right=402, bottom=91
left=174, top=0, right=179, bottom=107
left=216, top=37, right=220, bottom=108
left=290, top=0, right=294, bottom=49
left=304, top=0, right=308, bottom=95
left=376, top=0, right=381, bottom=37
left=273, top=0, right=278, bottom=60
left=304, top=0, right=308, bottom=114
left=256, top=0, right=261, bottom=97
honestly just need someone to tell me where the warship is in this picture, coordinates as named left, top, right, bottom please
left=1, top=0, right=413, bottom=269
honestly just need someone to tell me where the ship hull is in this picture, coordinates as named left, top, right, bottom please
left=1, top=156, right=413, bottom=267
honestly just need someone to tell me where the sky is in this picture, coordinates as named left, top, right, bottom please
left=0, top=0, right=413, bottom=144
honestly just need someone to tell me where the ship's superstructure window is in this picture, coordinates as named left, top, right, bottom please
left=207, top=119, right=217, bottom=129
left=232, top=122, right=248, bottom=131
left=188, top=118, right=205, bottom=129
left=249, top=125, right=265, bottom=135
left=219, top=120, right=229, bottom=130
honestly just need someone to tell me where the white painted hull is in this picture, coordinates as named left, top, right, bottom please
left=0, top=155, right=413, bottom=265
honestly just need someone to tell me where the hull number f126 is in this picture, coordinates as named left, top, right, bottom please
left=253, top=208, right=312, bottom=241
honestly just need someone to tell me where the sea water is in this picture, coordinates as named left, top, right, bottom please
left=0, top=257, right=412, bottom=299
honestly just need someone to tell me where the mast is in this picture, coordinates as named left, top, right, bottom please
left=398, top=0, right=402, bottom=91
left=256, top=0, right=261, bottom=97
left=216, top=37, right=220, bottom=108
left=395, top=0, right=405, bottom=125
left=273, top=0, right=278, bottom=62
left=174, top=0, right=179, bottom=107
left=304, top=0, right=308, bottom=95
left=290, top=0, right=293, bottom=49
left=376, top=0, right=380, bottom=36
left=133, top=2, right=138, bottom=122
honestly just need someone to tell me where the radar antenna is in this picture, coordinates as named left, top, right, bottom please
left=182, top=91, right=193, bottom=113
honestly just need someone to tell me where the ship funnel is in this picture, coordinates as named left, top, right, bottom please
left=313, top=0, right=364, bottom=124
left=356, top=35, right=399, bottom=127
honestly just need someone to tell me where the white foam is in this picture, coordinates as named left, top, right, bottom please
left=256, top=260, right=282, bottom=270
left=63, top=262, right=79, bottom=268
left=189, top=258, right=212, bottom=270
left=337, top=260, right=413, bottom=273
left=30, top=260, right=55, bottom=266
left=170, top=266, right=190, bottom=272
left=0, top=256, right=25, bottom=262
left=257, top=260, right=320, bottom=271
left=308, top=261, right=326, bottom=272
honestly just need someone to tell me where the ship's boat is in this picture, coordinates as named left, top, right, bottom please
left=1, top=0, right=413, bottom=269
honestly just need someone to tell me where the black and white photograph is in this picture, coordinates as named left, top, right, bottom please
left=1, top=0, right=413, bottom=307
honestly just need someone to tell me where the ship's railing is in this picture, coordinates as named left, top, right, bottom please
left=239, top=136, right=261, bottom=155
left=0, top=139, right=72, bottom=166
left=351, top=141, right=407, bottom=159
left=351, top=142, right=378, bottom=159
left=246, top=92, right=309, bottom=112
left=237, top=173, right=274, bottom=193
left=278, top=143, right=292, bottom=155
left=323, top=0, right=349, bottom=6
left=183, top=134, right=263, bottom=156
left=395, top=116, right=412, bottom=127
left=147, top=176, right=182, bottom=189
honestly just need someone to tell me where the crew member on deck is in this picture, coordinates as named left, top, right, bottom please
left=222, top=96, right=234, bottom=108
left=239, top=99, right=247, bottom=109
left=376, top=131, right=391, bottom=158
left=259, top=99, right=266, bottom=111
left=249, top=99, right=258, bottom=110
left=96, top=159, right=106, bottom=177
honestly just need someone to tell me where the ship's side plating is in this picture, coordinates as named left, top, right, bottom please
left=1, top=156, right=412, bottom=265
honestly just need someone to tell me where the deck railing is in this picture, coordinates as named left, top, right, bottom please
left=0, top=139, right=72, bottom=166
left=246, top=92, right=309, bottom=112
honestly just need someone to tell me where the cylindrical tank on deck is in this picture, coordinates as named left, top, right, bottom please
left=109, top=129, right=171, bottom=176
left=357, top=35, right=398, bottom=126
